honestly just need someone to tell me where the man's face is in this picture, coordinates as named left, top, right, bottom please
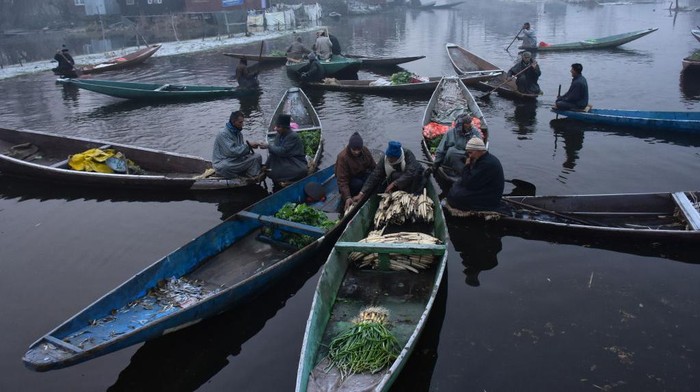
left=350, top=147, right=362, bottom=157
left=387, top=156, right=399, bottom=164
left=233, top=116, right=244, bottom=128
left=570, top=67, right=576, bottom=77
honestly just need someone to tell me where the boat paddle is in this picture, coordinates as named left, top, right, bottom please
left=258, top=40, right=265, bottom=62
left=505, top=28, right=523, bottom=51
left=418, top=159, right=536, bottom=195
left=478, top=64, right=532, bottom=100
left=554, top=84, right=561, bottom=118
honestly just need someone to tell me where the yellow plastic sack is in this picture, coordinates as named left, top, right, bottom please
left=68, top=148, right=116, bottom=173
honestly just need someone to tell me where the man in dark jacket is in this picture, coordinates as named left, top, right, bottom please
left=298, top=53, right=325, bottom=83
left=234, top=57, right=259, bottom=89
left=447, top=138, right=504, bottom=211
left=555, top=63, right=589, bottom=110
left=351, top=141, right=425, bottom=204
left=507, top=51, right=541, bottom=94
left=329, top=34, right=342, bottom=55
left=336, top=132, right=376, bottom=211
left=259, top=114, right=308, bottom=184
left=53, top=45, right=78, bottom=78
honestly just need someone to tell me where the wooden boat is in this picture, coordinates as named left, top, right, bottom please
left=23, top=165, right=372, bottom=372
left=56, top=78, right=250, bottom=101
left=286, top=55, right=362, bottom=78
left=476, top=73, right=540, bottom=101
left=420, top=76, right=488, bottom=184
left=551, top=108, right=700, bottom=133
left=682, top=51, right=700, bottom=72
left=445, top=43, right=505, bottom=84
left=526, top=28, right=658, bottom=51
left=295, top=180, right=448, bottom=391
left=343, top=54, right=425, bottom=67
left=222, top=52, right=288, bottom=65
left=691, top=29, right=700, bottom=43
left=266, top=87, right=323, bottom=178
left=0, top=127, right=262, bottom=190
left=303, top=74, right=498, bottom=95
left=443, top=191, right=700, bottom=248
left=77, top=44, right=162, bottom=75
left=432, top=1, right=465, bottom=8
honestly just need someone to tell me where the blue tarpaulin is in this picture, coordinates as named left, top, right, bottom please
left=222, top=0, right=243, bottom=6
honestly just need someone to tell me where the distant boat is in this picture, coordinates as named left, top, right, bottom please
left=56, top=78, right=251, bottom=101
left=303, top=74, right=498, bottom=95
left=343, top=54, right=425, bottom=67
left=527, top=28, right=658, bottom=51
left=222, top=52, right=288, bottom=65
left=286, top=55, right=361, bottom=78
left=432, top=1, right=464, bottom=9
left=76, top=44, right=161, bottom=75
left=551, top=108, right=700, bottom=133
left=692, top=29, right=700, bottom=43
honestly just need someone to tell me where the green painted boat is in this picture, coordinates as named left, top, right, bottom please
left=295, top=180, right=449, bottom=391
left=56, top=78, right=252, bottom=101
left=525, top=28, right=657, bottom=51
left=286, top=55, right=362, bottom=78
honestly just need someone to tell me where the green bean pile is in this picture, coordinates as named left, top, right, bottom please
left=327, top=307, right=400, bottom=378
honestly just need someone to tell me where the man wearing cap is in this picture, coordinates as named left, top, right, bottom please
left=313, top=30, right=333, bottom=60
left=259, top=114, right=308, bottom=184
left=53, top=45, right=77, bottom=78
left=336, top=132, right=377, bottom=211
left=507, top=51, right=541, bottom=94
left=286, top=36, right=311, bottom=61
left=298, top=52, right=325, bottom=83
left=352, top=141, right=425, bottom=203
left=212, top=111, right=265, bottom=179
left=447, top=137, right=504, bottom=211
left=434, top=114, right=485, bottom=175
left=516, top=22, right=538, bottom=50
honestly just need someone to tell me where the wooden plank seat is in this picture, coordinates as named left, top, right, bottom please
left=334, top=241, right=447, bottom=256
left=672, top=192, right=700, bottom=231
left=236, top=210, right=326, bottom=237
left=43, top=335, right=83, bottom=353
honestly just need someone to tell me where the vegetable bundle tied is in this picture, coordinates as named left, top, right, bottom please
left=349, top=229, right=441, bottom=272
left=267, top=202, right=336, bottom=248
left=327, top=307, right=400, bottom=378
left=373, top=189, right=434, bottom=228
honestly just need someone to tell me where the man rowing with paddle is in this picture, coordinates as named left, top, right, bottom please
left=516, top=22, right=538, bottom=50
left=53, top=45, right=78, bottom=78
left=507, top=51, right=541, bottom=94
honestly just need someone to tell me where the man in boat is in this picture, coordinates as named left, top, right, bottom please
left=433, top=114, right=485, bottom=175
left=53, top=45, right=78, bottom=78
left=286, top=36, right=311, bottom=61
left=234, top=57, right=259, bottom=89
left=446, top=137, right=504, bottom=211
left=212, top=111, right=265, bottom=180
left=259, top=114, right=308, bottom=184
left=298, top=53, right=325, bottom=83
left=313, top=30, right=333, bottom=60
left=507, top=51, right=541, bottom=94
left=516, top=22, right=538, bottom=50
left=336, top=132, right=377, bottom=211
left=351, top=141, right=425, bottom=204
left=328, top=33, right=342, bottom=55
left=554, top=63, right=589, bottom=111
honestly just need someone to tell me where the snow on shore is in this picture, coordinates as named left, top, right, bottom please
left=0, top=25, right=321, bottom=81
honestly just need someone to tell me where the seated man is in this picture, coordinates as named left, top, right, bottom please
left=298, top=53, right=325, bottom=83
left=507, top=51, right=541, bottom=94
left=351, top=141, right=425, bottom=204
left=555, top=63, right=589, bottom=111
left=446, top=137, right=504, bottom=212
left=286, top=36, right=311, bottom=61
left=434, top=114, right=484, bottom=175
left=235, top=57, right=259, bottom=89
left=259, top=114, right=308, bottom=184
left=313, top=30, right=333, bottom=60
left=336, top=132, right=377, bottom=211
left=212, top=111, right=264, bottom=179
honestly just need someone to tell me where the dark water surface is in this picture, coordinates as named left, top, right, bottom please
left=1, top=2, right=699, bottom=391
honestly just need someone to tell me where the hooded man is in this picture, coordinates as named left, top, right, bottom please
left=212, top=111, right=264, bottom=179
left=446, top=137, right=504, bottom=211
left=260, top=114, right=308, bottom=184
left=507, top=51, right=541, bottom=94
left=336, top=132, right=377, bottom=211
left=53, top=45, right=78, bottom=78
left=352, top=141, right=425, bottom=204
left=433, top=114, right=485, bottom=174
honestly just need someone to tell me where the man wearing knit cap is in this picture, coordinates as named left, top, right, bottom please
left=447, top=137, right=504, bottom=211
left=259, top=114, right=308, bottom=184
left=352, top=141, right=425, bottom=203
left=336, top=132, right=376, bottom=211
left=434, top=113, right=484, bottom=174
left=53, top=44, right=77, bottom=78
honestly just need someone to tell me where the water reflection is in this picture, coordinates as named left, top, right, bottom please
left=60, top=83, right=80, bottom=107
left=506, top=102, right=538, bottom=137
left=550, top=121, right=584, bottom=172
left=447, top=222, right=503, bottom=287
left=680, top=70, right=700, bottom=100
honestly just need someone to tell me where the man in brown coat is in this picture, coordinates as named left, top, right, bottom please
left=335, top=132, right=376, bottom=211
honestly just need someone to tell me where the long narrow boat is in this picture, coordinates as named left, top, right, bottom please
left=0, top=127, right=263, bottom=190
left=526, top=28, right=658, bottom=51
left=266, top=87, right=323, bottom=177
left=76, top=44, right=162, bottom=75
left=682, top=51, right=700, bottom=72
left=446, top=43, right=537, bottom=100
left=296, top=180, right=448, bottom=391
left=343, top=54, right=426, bottom=67
left=23, top=165, right=373, bottom=372
left=420, top=76, right=488, bottom=184
left=443, top=191, right=700, bottom=247
left=286, top=55, right=362, bottom=78
left=692, top=29, right=700, bottom=43
left=56, top=78, right=251, bottom=101
left=222, top=52, right=288, bottom=65
left=551, top=108, right=700, bottom=133
left=432, top=0, right=464, bottom=8
left=303, top=73, right=498, bottom=95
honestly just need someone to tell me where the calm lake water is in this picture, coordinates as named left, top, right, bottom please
left=1, top=1, right=699, bottom=391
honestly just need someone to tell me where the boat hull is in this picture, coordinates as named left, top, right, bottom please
left=304, top=74, right=498, bottom=95
left=78, top=44, right=162, bottom=74
left=551, top=108, right=700, bottom=133
left=530, top=28, right=658, bottom=51
left=286, top=55, right=362, bottom=78
left=56, top=78, right=248, bottom=101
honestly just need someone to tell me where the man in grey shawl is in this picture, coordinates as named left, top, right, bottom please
left=212, top=111, right=264, bottom=179
left=259, top=114, right=308, bottom=184
left=433, top=114, right=485, bottom=175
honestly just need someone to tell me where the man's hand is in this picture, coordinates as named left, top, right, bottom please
left=351, top=192, right=364, bottom=203
left=385, top=182, right=396, bottom=193
left=344, top=198, right=354, bottom=211
left=258, top=142, right=269, bottom=149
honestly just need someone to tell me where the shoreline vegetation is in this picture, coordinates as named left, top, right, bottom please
left=0, top=25, right=322, bottom=81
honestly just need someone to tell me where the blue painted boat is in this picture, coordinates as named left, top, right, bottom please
left=551, top=108, right=700, bottom=133
left=22, top=165, right=369, bottom=372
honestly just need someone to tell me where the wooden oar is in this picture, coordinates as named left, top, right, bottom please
left=258, top=40, right=264, bottom=62
left=502, top=197, right=601, bottom=226
left=478, top=64, right=532, bottom=100
left=554, top=84, right=561, bottom=118
left=505, top=28, right=523, bottom=51
left=417, top=159, right=536, bottom=195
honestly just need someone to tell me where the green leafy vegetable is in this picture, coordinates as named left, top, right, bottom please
left=298, top=129, right=321, bottom=157
left=390, top=71, right=412, bottom=85
left=427, top=135, right=443, bottom=154
left=267, top=202, right=336, bottom=248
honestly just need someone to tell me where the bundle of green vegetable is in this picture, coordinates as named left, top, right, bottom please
left=297, top=130, right=321, bottom=157
left=269, top=202, right=336, bottom=248
left=427, top=135, right=442, bottom=154
left=270, top=49, right=287, bottom=57
left=390, top=71, right=412, bottom=85
left=327, top=307, right=400, bottom=378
